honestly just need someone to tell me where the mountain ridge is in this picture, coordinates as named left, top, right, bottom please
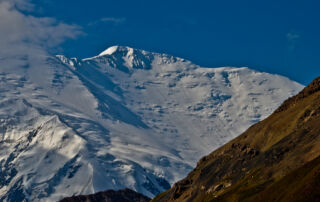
left=276, top=76, right=320, bottom=113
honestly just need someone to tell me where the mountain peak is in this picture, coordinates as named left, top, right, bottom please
left=93, top=45, right=157, bottom=71
left=98, top=45, right=134, bottom=57
left=90, top=46, right=182, bottom=70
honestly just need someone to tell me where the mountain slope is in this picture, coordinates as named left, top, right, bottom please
left=153, top=77, right=320, bottom=202
left=247, top=155, right=320, bottom=202
left=0, top=46, right=302, bottom=201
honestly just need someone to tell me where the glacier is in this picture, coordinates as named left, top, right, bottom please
left=0, top=46, right=303, bottom=201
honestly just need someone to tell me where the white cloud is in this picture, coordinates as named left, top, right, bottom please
left=0, top=0, right=82, bottom=57
left=88, top=17, right=126, bottom=26
left=286, top=32, right=300, bottom=51
left=287, top=32, right=300, bottom=41
left=100, top=17, right=126, bottom=24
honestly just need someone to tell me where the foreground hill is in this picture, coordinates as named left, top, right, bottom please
left=0, top=46, right=302, bottom=201
left=60, top=188, right=150, bottom=202
left=153, top=77, right=320, bottom=201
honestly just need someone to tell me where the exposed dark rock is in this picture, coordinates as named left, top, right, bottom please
left=60, top=188, right=150, bottom=202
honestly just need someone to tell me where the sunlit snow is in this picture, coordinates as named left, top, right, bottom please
left=0, top=46, right=303, bottom=201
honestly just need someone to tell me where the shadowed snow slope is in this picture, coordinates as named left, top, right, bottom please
left=0, top=46, right=303, bottom=201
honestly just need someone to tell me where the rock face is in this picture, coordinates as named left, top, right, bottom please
left=0, top=46, right=303, bottom=201
left=59, top=188, right=150, bottom=202
left=153, top=77, right=320, bottom=202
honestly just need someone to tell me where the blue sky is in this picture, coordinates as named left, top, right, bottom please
left=28, top=0, right=319, bottom=85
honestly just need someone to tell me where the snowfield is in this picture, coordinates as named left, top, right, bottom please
left=0, top=46, right=303, bottom=201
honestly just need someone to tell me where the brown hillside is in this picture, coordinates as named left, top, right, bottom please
left=153, top=77, right=320, bottom=202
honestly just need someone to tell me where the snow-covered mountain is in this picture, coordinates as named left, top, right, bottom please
left=0, top=46, right=303, bottom=201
